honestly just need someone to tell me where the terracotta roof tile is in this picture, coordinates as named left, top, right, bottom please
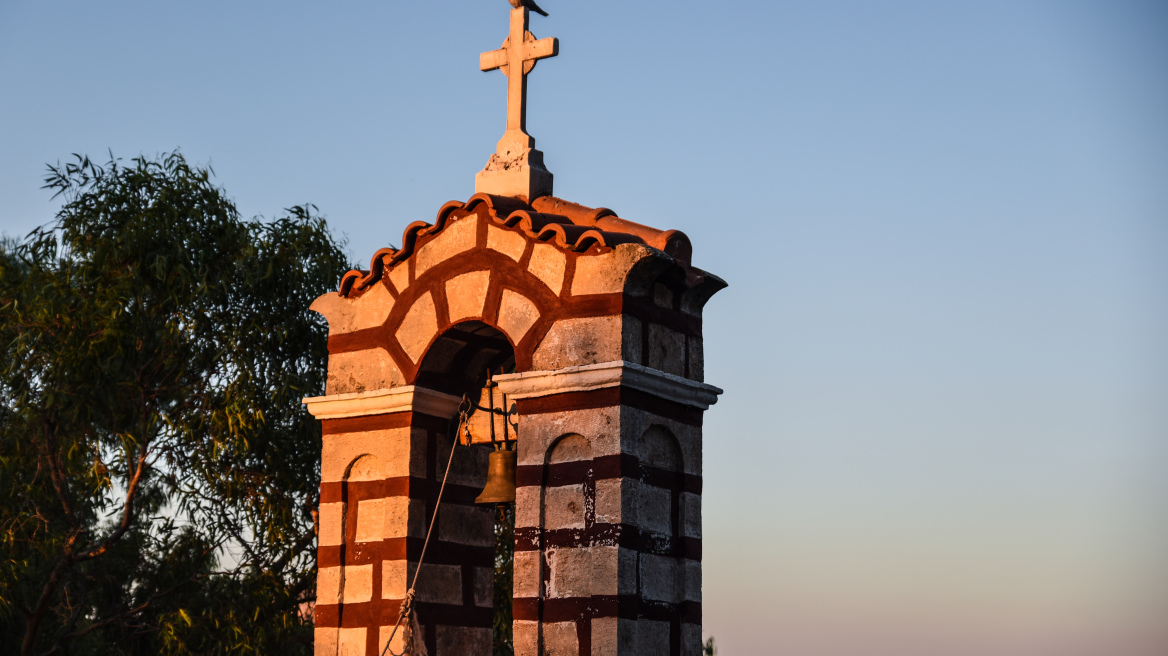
left=337, top=193, right=701, bottom=297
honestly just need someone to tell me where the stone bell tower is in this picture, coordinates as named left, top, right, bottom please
left=304, top=6, right=724, bottom=656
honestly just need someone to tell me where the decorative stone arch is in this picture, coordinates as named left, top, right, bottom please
left=311, top=194, right=723, bottom=391
left=305, top=193, right=724, bottom=656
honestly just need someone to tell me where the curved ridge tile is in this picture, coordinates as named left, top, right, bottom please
left=432, top=200, right=466, bottom=228
left=654, top=229, right=693, bottom=264
left=569, top=229, right=609, bottom=252
left=338, top=269, right=367, bottom=297
left=470, top=193, right=532, bottom=218
left=501, top=210, right=573, bottom=237
left=390, top=220, right=435, bottom=266
left=338, top=193, right=701, bottom=296
left=586, top=207, right=618, bottom=223
left=533, top=223, right=573, bottom=248
left=339, top=245, right=397, bottom=297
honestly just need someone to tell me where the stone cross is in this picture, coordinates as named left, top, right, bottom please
left=476, top=7, right=558, bottom=200
left=480, top=7, right=558, bottom=158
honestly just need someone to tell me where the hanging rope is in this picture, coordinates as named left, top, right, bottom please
left=381, top=399, right=473, bottom=656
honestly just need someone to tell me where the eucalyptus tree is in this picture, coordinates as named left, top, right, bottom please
left=0, top=152, right=349, bottom=655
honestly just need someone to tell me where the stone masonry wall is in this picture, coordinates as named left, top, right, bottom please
left=307, top=194, right=724, bottom=656
left=313, top=409, right=495, bottom=656
left=505, top=392, right=704, bottom=656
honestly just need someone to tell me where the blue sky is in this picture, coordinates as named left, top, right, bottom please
left=2, top=1, right=1166, bottom=654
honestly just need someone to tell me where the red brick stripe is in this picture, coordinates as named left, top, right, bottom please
left=515, top=454, right=702, bottom=493
left=319, top=478, right=410, bottom=503
left=620, top=387, right=704, bottom=426
left=317, top=539, right=493, bottom=568
left=623, top=295, right=702, bottom=338
left=516, top=387, right=704, bottom=427
left=314, top=600, right=494, bottom=628
left=513, top=524, right=702, bottom=559
left=516, top=387, right=621, bottom=416
left=318, top=477, right=485, bottom=504
left=317, top=539, right=407, bottom=567
left=511, top=596, right=701, bottom=624
left=322, top=412, right=413, bottom=434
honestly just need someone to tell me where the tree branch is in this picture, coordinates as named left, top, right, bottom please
left=77, top=436, right=149, bottom=561
left=40, top=418, right=76, bottom=528
left=269, top=524, right=317, bottom=576
left=21, top=531, right=80, bottom=656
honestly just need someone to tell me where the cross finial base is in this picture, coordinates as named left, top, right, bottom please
left=475, top=146, right=553, bottom=201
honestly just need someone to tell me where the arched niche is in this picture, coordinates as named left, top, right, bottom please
left=542, top=433, right=593, bottom=535
left=317, top=453, right=387, bottom=622
left=635, top=425, right=686, bottom=608
left=535, top=433, right=597, bottom=650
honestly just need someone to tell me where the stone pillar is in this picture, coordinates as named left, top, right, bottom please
left=305, top=387, right=496, bottom=656
left=496, top=362, right=718, bottom=656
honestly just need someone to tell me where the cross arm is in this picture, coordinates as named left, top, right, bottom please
left=480, top=48, right=508, bottom=72
left=525, top=37, right=558, bottom=61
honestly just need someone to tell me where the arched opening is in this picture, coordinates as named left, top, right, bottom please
left=416, top=321, right=515, bottom=398
left=415, top=321, right=517, bottom=656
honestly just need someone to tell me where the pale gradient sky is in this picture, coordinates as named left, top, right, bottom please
left=2, top=1, right=1165, bottom=654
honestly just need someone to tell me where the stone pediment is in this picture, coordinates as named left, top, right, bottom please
left=310, top=194, right=725, bottom=396
left=336, top=193, right=718, bottom=299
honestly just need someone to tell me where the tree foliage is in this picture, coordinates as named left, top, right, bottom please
left=493, top=503, right=514, bottom=656
left=0, top=152, right=350, bottom=655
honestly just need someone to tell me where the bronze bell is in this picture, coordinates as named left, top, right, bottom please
left=475, top=448, right=517, bottom=504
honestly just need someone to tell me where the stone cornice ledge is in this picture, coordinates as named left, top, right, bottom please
left=494, top=361, right=722, bottom=410
left=302, top=386, right=462, bottom=420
